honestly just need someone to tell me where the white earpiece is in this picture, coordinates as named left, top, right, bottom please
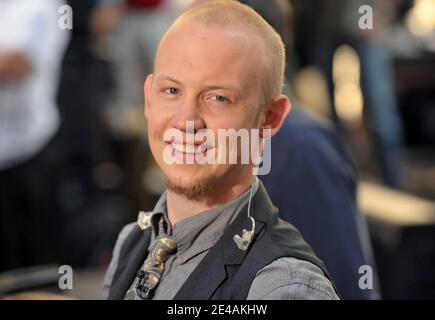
left=233, top=179, right=256, bottom=251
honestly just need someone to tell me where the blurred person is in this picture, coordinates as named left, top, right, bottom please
left=238, top=0, right=379, bottom=299
left=90, top=0, right=182, bottom=219
left=92, top=0, right=180, bottom=137
left=0, top=0, right=70, bottom=271
left=103, top=0, right=339, bottom=300
left=308, top=0, right=405, bottom=188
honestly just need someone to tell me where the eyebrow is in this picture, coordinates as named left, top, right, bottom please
left=202, top=85, right=243, bottom=95
left=155, top=74, right=244, bottom=95
left=155, top=75, right=183, bottom=85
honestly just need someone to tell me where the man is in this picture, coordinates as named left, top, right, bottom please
left=0, top=0, right=69, bottom=271
left=103, top=0, right=339, bottom=300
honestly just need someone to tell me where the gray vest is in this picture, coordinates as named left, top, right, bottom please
left=107, top=183, right=338, bottom=299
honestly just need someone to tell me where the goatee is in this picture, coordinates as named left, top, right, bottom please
left=165, top=175, right=216, bottom=201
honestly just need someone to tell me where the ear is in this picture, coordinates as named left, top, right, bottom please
left=261, top=94, right=291, bottom=137
left=144, top=73, right=154, bottom=120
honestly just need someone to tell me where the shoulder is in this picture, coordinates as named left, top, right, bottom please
left=275, top=107, right=337, bottom=149
left=101, top=222, right=137, bottom=299
left=113, top=222, right=138, bottom=250
left=247, top=257, right=340, bottom=300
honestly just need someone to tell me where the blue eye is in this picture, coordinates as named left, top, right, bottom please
left=213, top=95, right=228, bottom=103
left=165, top=88, right=179, bottom=95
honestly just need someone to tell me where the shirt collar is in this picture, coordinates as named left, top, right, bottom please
left=149, top=192, right=169, bottom=238
left=148, top=178, right=259, bottom=264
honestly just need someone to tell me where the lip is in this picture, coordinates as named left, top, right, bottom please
left=169, top=142, right=206, bottom=154
left=163, top=136, right=206, bottom=145
left=164, top=141, right=214, bottom=159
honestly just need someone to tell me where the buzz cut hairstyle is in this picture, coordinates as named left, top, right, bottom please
left=158, top=0, right=286, bottom=107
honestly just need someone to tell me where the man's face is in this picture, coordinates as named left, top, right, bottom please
left=145, top=21, right=266, bottom=198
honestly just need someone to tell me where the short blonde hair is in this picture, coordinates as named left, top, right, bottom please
left=161, top=0, right=286, bottom=106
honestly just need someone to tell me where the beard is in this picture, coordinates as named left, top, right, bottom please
left=165, top=172, right=219, bottom=201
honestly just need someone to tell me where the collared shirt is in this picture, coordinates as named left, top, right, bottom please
left=0, top=0, right=69, bottom=169
left=103, top=179, right=339, bottom=300
left=124, top=179, right=260, bottom=300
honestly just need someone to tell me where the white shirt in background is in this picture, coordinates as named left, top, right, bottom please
left=0, top=0, right=69, bottom=169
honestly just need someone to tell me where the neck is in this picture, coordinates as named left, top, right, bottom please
left=166, top=174, right=254, bottom=227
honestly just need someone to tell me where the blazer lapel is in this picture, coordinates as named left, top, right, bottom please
left=173, top=240, right=228, bottom=300
left=108, top=225, right=152, bottom=300
left=174, top=184, right=269, bottom=300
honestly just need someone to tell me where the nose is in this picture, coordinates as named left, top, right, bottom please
left=171, top=95, right=206, bottom=133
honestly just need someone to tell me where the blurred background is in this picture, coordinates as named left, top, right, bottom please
left=0, top=0, right=434, bottom=300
